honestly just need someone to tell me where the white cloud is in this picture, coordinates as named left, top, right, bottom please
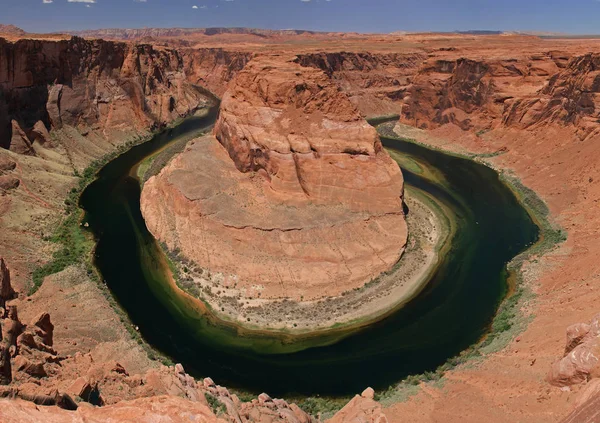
left=192, top=5, right=198, bottom=8
left=67, top=0, right=96, bottom=3
left=133, top=0, right=147, bottom=2
left=43, top=0, right=53, bottom=3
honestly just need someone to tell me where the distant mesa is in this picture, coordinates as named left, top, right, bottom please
left=0, top=24, right=25, bottom=36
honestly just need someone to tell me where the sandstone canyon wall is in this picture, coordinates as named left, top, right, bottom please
left=182, top=48, right=253, bottom=97
left=142, top=54, right=408, bottom=301
left=4, top=31, right=600, bottom=423
left=295, top=52, right=427, bottom=117
left=0, top=36, right=210, bottom=155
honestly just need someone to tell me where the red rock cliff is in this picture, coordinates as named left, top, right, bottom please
left=142, top=55, right=407, bottom=300
left=0, top=36, right=209, bottom=151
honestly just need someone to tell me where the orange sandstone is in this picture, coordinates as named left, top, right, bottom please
left=142, top=55, right=407, bottom=300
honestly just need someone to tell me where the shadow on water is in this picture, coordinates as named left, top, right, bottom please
left=80, top=111, right=539, bottom=397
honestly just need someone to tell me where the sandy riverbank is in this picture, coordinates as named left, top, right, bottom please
left=161, top=179, right=452, bottom=334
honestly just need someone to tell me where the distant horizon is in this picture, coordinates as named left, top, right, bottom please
left=4, top=23, right=596, bottom=37
left=2, top=0, right=600, bottom=35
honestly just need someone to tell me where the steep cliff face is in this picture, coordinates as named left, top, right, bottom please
left=0, top=257, right=15, bottom=308
left=0, top=37, right=209, bottom=152
left=142, top=55, right=407, bottom=300
left=502, top=53, right=600, bottom=140
left=182, top=48, right=253, bottom=96
left=399, top=56, right=562, bottom=130
left=295, top=52, right=426, bottom=117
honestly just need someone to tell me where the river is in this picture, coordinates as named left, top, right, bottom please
left=79, top=107, right=538, bottom=397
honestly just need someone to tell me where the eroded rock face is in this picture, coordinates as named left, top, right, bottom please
left=8, top=121, right=34, bottom=156
left=0, top=258, right=15, bottom=308
left=295, top=52, right=427, bottom=117
left=142, top=55, right=407, bottom=300
left=183, top=48, right=253, bottom=97
left=548, top=313, right=600, bottom=386
left=0, top=36, right=209, bottom=151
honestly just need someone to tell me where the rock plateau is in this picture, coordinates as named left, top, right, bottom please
left=142, top=55, right=408, bottom=300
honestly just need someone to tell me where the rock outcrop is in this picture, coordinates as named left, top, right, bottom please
left=142, top=55, right=407, bottom=300
left=502, top=53, right=600, bottom=140
left=183, top=48, right=253, bottom=96
left=0, top=36, right=210, bottom=153
left=0, top=258, right=15, bottom=309
left=8, top=121, right=34, bottom=156
left=548, top=314, right=600, bottom=386
left=327, top=387, right=388, bottom=423
left=0, top=396, right=220, bottom=423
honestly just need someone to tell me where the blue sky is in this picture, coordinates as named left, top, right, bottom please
left=2, top=0, right=599, bottom=34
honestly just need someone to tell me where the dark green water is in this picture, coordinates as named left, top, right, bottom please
left=79, top=109, right=538, bottom=397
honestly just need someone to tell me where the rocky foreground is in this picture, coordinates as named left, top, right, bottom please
left=142, top=54, right=407, bottom=303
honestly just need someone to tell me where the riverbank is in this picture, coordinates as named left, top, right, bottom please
left=78, top=105, right=541, bottom=397
left=27, top=108, right=216, bottom=364
left=159, top=175, right=452, bottom=334
left=374, top=121, right=569, bottom=414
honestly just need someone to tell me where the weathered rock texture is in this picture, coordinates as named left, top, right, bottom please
left=183, top=48, right=253, bottom=96
left=0, top=258, right=15, bottom=308
left=548, top=314, right=600, bottom=387
left=502, top=53, right=600, bottom=140
left=142, top=55, right=407, bottom=300
left=0, top=36, right=209, bottom=154
left=327, top=387, right=388, bottom=423
left=295, top=52, right=427, bottom=117
left=0, top=396, right=222, bottom=423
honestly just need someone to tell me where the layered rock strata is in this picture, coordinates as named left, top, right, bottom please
left=142, top=55, right=407, bottom=300
left=548, top=313, right=600, bottom=387
left=0, top=36, right=209, bottom=155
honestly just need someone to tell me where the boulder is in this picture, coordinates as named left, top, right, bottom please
left=68, top=376, right=103, bottom=405
left=13, top=356, right=47, bottom=378
left=29, top=121, right=52, bottom=147
left=0, top=156, right=16, bottom=172
left=361, top=387, right=375, bottom=400
left=32, top=313, right=53, bottom=347
left=328, top=393, right=388, bottom=423
left=549, top=314, right=600, bottom=386
left=8, top=121, right=34, bottom=156
left=0, top=176, right=19, bottom=191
